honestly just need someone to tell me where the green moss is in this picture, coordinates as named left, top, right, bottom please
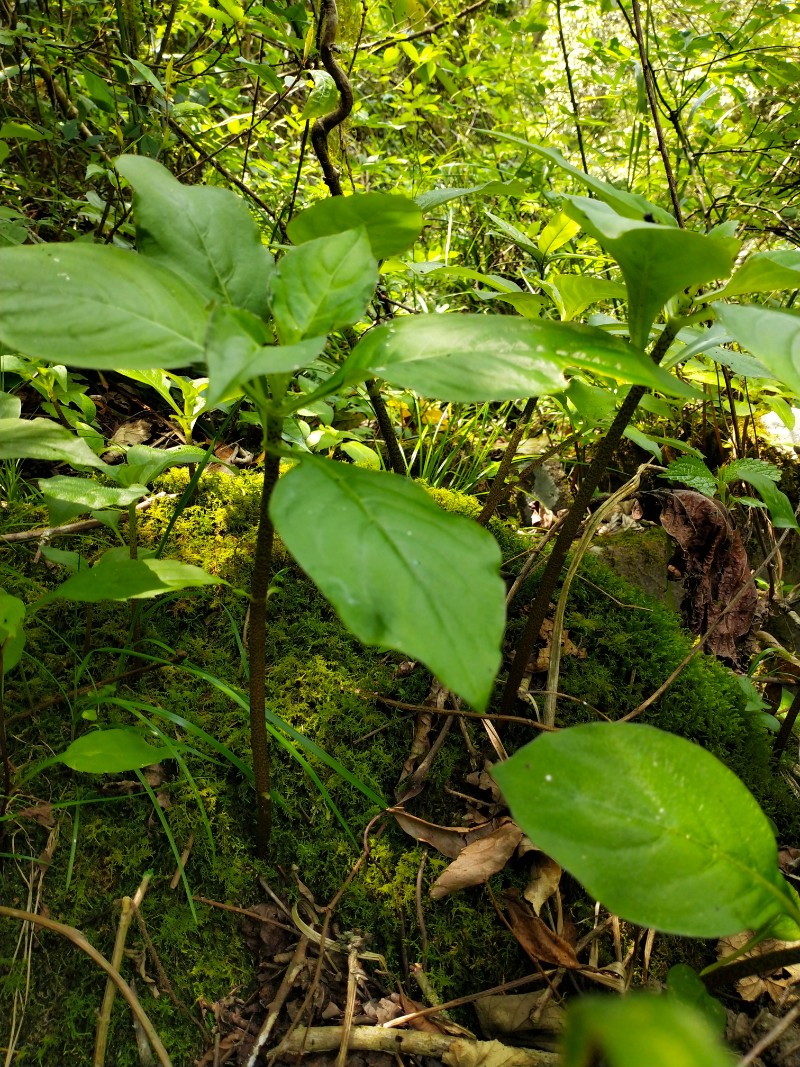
left=2, top=470, right=796, bottom=1062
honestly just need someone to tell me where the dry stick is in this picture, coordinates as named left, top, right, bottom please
left=249, top=424, right=282, bottom=857
left=0, top=492, right=172, bottom=543
left=737, top=1000, right=800, bottom=1067
left=191, top=895, right=295, bottom=933
left=94, top=872, right=153, bottom=1067
left=244, top=936, right=309, bottom=1067
left=0, top=906, right=172, bottom=1067
left=772, top=685, right=800, bottom=763
left=280, top=1026, right=558, bottom=1063
left=373, top=691, right=557, bottom=730
left=477, top=397, right=537, bottom=525
left=500, top=322, right=678, bottom=715
left=626, top=0, right=683, bottom=225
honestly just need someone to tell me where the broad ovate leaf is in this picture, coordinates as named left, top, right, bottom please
left=270, top=459, right=505, bottom=710
left=58, top=728, right=173, bottom=773
left=110, top=444, right=207, bottom=488
left=287, top=192, right=423, bottom=259
left=563, top=196, right=739, bottom=348
left=116, top=154, right=274, bottom=317
left=38, top=475, right=147, bottom=513
left=717, top=250, right=800, bottom=299
left=0, top=244, right=209, bottom=369
left=493, top=723, right=800, bottom=937
left=300, top=69, right=339, bottom=120
left=0, top=417, right=107, bottom=469
left=0, top=590, right=25, bottom=676
left=40, top=549, right=223, bottom=603
left=338, top=315, right=697, bottom=402
left=716, top=304, right=800, bottom=397
left=562, top=995, right=732, bottom=1067
left=268, top=228, right=378, bottom=345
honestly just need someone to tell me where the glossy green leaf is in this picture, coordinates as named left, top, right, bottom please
left=109, top=444, right=207, bottom=488
left=0, top=244, right=209, bottom=369
left=269, top=229, right=378, bottom=345
left=205, top=304, right=327, bottom=404
left=270, top=459, right=505, bottom=710
left=286, top=193, right=423, bottom=259
left=41, top=548, right=223, bottom=602
left=116, top=154, right=274, bottom=317
left=58, top=728, right=173, bottom=773
left=538, top=211, right=580, bottom=254
left=563, top=196, right=739, bottom=348
left=338, top=315, right=697, bottom=402
left=493, top=723, right=800, bottom=937
left=562, top=995, right=732, bottom=1067
left=415, top=179, right=526, bottom=212
left=716, top=304, right=800, bottom=396
left=660, top=457, right=717, bottom=497
left=543, top=273, right=626, bottom=320
left=300, top=69, right=338, bottom=119
left=717, top=250, right=800, bottom=298
left=666, top=966, right=727, bottom=1035
left=0, top=417, right=107, bottom=469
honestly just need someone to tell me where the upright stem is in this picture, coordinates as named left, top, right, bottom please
left=0, top=646, right=11, bottom=821
left=249, top=418, right=282, bottom=857
left=478, top=398, right=536, bottom=525
left=499, top=323, right=679, bottom=713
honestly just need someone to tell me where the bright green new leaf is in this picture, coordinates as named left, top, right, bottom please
left=716, top=304, right=800, bottom=397
left=717, top=249, right=800, bottom=298
left=338, top=315, right=697, bottom=402
left=542, top=273, right=626, bottom=320
left=38, top=475, right=148, bottom=513
left=0, top=417, right=107, bottom=469
left=116, top=154, right=274, bottom=317
left=415, top=179, right=526, bottom=212
left=563, top=196, right=739, bottom=348
left=562, top=995, right=732, bottom=1067
left=0, top=591, right=26, bottom=676
left=286, top=193, right=423, bottom=259
left=493, top=723, right=800, bottom=937
left=41, top=549, right=223, bottom=602
left=270, top=459, right=505, bottom=710
left=340, top=441, right=381, bottom=468
left=0, top=391, right=20, bottom=419
left=300, top=69, right=339, bottom=119
left=205, top=304, right=327, bottom=404
left=58, top=728, right=173, bottom=773
left=537, top=211, right=580, bottom=254
left=660, top=457, right=717, bottom=497
left=269, top=228, right=378, bottom=345
left=109, top=444, right=207, bottom=488
left=0, top=244, right=209, bottom=369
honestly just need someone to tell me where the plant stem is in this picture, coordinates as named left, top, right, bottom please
left=365, top=377, right=406, bottom=475
left=478, top=397, right=536, bottom=525
left=249, top=418, right=282, bottom=857
left=0, top=646, right=10, bottom=822
left=499, top=324, right=679, bottom=714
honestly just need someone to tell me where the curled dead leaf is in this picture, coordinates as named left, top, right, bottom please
left=503, top=892, right=579, bottom=969
left=717, top=931, right=800, bottom=1002
left=430, top=820, right=522, bottom=899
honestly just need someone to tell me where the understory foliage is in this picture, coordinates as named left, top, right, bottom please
left=2, top=0, right=800, bottom=1064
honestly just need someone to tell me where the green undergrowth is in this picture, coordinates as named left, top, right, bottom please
left=1, top=467, right=795, bottom=1064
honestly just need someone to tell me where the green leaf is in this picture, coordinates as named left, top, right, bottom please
left=0, top=417, right=107, bottom=469
left=415, top=179, right=526, bottom=212
left=270, top=459, right=505, bottom=710
left=300, top=69, right=339, bottom=119
left=485, top=209, right=541, bottom=258
left=562, top=995, right=732, bottom=1067
left=543, top=273, right=626, bottom=320
left=57, top=728, right=173, bottom=773
left=116, top=154, right=274, bottom=318
left=563, top=196, right=739, bottom=349
left=205, top=304, right=327, bottom=405
left=0, top=244, right=209, bottom=370
left=716, top=305, right=800, bottom=397
left=624, top=425, right=662, bottom=462
left=337, top=315, right=698, bottom=403
left=41, top=549, right=223, bottom=603
left=481, top=133, right=677, bottom=226
left=0, top=590, right=25, bottom=645
left=717, top=250, right=800, bottom=298
left=492, top=723, right=800, bottom=937
left=721, top=460, right=799, bottom=531
left=287, top=193, right=423, bottom=259
left=0, top=391, right=21, bottom=419
left=660, top=457, right=717, bottom=497
left=721, top=458, right=781, bottom=486
left=340, top=441, right=381, bottom=468
left=110, top=444, right=207, bottom=488
left=269, top=229, right=378, bottom=345
left=38, top=475, right=148, bottom=515
left=538, top=211, right=580, bottom=255
left=666, top=966, right=727, bottom=1035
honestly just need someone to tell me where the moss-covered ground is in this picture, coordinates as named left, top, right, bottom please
left=1, top=469, right=795, bottom=1064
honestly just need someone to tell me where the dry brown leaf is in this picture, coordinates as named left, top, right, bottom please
left=391, top=809, right=502, bottom=860
left=17, top=802, right=55, bottom=827
left=523, top=854, right=561, bottom=916
left=429, top=821, right=522, bottom=899
left=398, top=990, right=449, bottom=1034
left=717, top=931, right=800, bottom=1002
left=442, top=1037, right=551, bottom=1067
left=532, top=617, right=586, bottom=672
left=504, top=893, right=580, bottom=969
left=475, top=992, right=565, bottom=1040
